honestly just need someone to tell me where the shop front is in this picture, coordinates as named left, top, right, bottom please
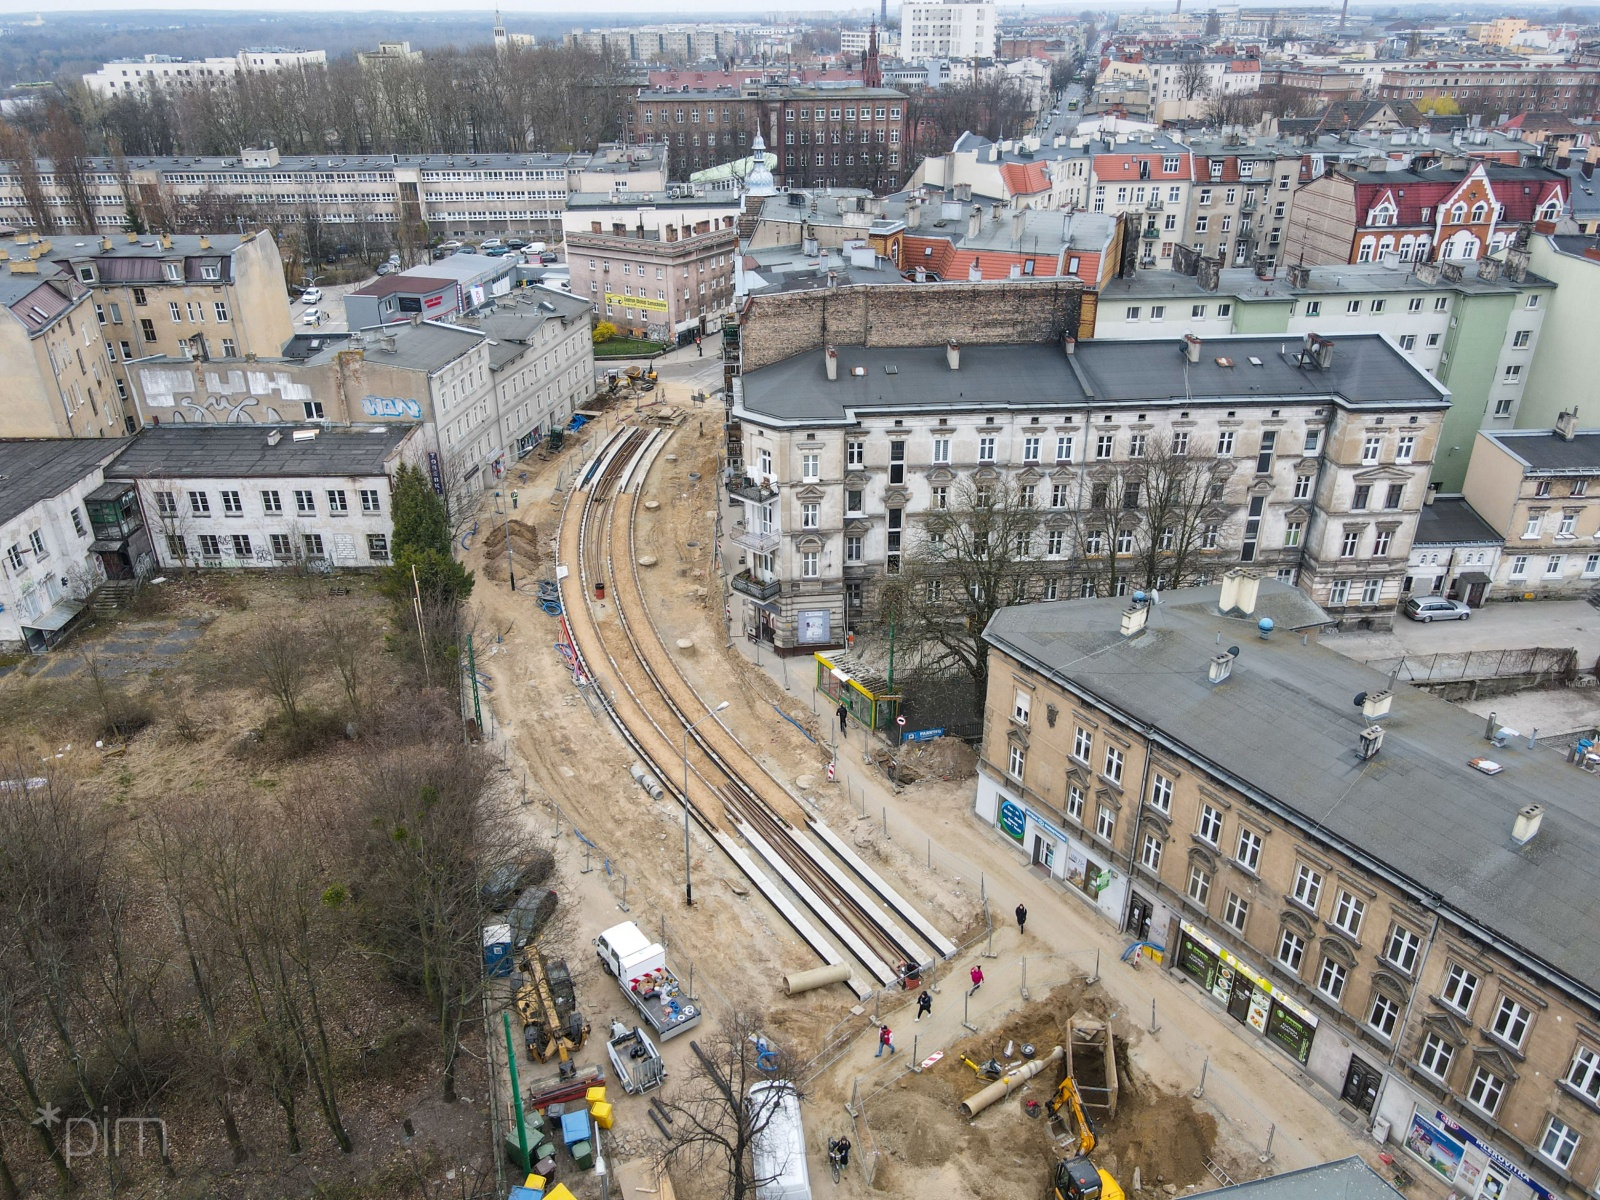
left=1398, top=1106, right=1554, bottom=1200
left=974, top=772, right=1127, bottom=925
left=1172, top=920, right=1319, bottom=1066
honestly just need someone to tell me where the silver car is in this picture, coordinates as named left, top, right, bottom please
left=1404, top=595, right=1471, bottom=623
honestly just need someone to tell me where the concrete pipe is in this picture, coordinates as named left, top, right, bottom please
left=783, top=964, right=853, bottom=995
left=630, top=763, right=664, bottom=801
left=959, top=1045, right=1064, bottom=1118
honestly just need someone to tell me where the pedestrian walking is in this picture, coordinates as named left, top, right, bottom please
left=696, top=335, right=704, bottom=356
left=875, top=1024, right=896, bottom=1056
left=1016, top=903, right=1028, bottom=934
left=915, top=990, right=932, bottom=1021
left=969, top=965, right=984, bottom=995
left=836, top=702, right=848, bottom=733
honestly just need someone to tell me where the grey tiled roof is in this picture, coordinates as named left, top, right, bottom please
left=1484, top=429, right=1600, bottom=473
left=0, top=439, right=127, bottom=528
left=1413, top=497, right=1502, bottom=546
left=106, top=425, right=415, bottom=480
left=985, top=580, right=1600, bottom=995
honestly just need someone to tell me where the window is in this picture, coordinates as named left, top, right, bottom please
left=1354, top=484, right=1372, bottom=510
left=154, top=490, right=177, bottom=516
left=197, top=534, right=221, bottom=559
left=1408, top=298, right=1424, bottom=313
left=889, top=440, right=905, bottom=483
left=802, top=550, right=819, bottom=578
left=1540, top=1118, right=1579, bottom=1169
left=295, top=490, right=315, bottom=515
left=1223, top=892, right=1249, bottom=933
left=1386, top=924, right=1421, bottom=973
left=1192, top=304, right=1207, bottom=318
left=1292, top=864, right=1323, bottom=911
left=165, top=534, right=186, bottom=559
left=1564, top=1045, right=1600, bottom=1103
left=1304, top=299, right=1323, bottom=317
left=1066, top=785, right=1085, bottom=822
left=1096, top=434, right=1114, bottom=460
left=1013, top=689, right=1031, bottom=725
left=1217, top=431, right=1235, bottom=457
left=1293, top=474, right=1313, bottom=501
left=188, top=491, right=210, bottom=516
left=1428, top=334, right=1441, bottom=347
left=802, top=453, right=820, bottom=480
left=1235, top=827, right=1262, bottom=872
left=214, top=302, right=230, bottom=322
left=1277, top=929, right=1306, bottom=973
left=1547, top=554, right=1566, bottom=577
left=230, top=534, right=252, bottom=558
left=1198, top=804, right=1223, bottom=845
left=1150, top=306, right=1166, bottom=321
left=359, top=489, right=381, bottom=514
left=1056, top=435, right=1074, bottom=462
left=1418, top=1033, right=1454, bottom=1080
left=1284, top=522, right=1303, bottom=548
left=1574, top=481, right=1590, bottom=498
left=1329, top=580, right=1350, bottom=606
left=845, top=535, right=862, bottom=563
left=1008, top=743, right=1026, bottom=780
left=1125, top=306, right=1141, bottom=321
left=270, top=533, right=292, bottom=559
left=1512, top=329, right=1532, bottom=349
left=1073, top=726, right=1093, bottom=763
left=1399, top=335, right=1416, bottom=351
left=327, top=490, right=349, bottom=515
left=1332, top=890, right=1364, bottom=937
left=1511, top=555, right=1529, bottom=579
left=1318, top=956, right=1348, bottom=1001
left=1095, top=805, right=1115, bottom=842
left=139, top=318, right=156, bottom=341
left=1046, top=529, right=1064, bottom=555
left=70, top=508, right=85, bottom=538
left=930, top=486, right=947, bottom=510
left=1467, top=1066, right=1506, bottom=1116
left=1561, top=512, right=1579, bottom=537
left=801, top=502, right=819, bottom=529
left=1023, top=435, right=1041, bottom=462
left=978, top=435, right=996, bottom=462
left=1149, top=773, right=1173, bottom=815
left=1374, top=531, right=1393, bottom=557
left=217, top=489, right=242, bottom=516
left=1140, top=832, right=1163, bottom=871
left=1195, top=217, right=1208, bottom=234
left=1362, top=436, right=1382, bottom=464
left=1368, top=992, right=1400, bottom=1039
left=1386, top=483, right=1405, bottom=509
left=1492, top=996, right=1531, bottom=1048
left=1103, top=745, right=1124, bottom=784
left=169, top=301, right=182, bottom=322
left=300, top=532, right=324, bottom=558
left=1347, top=299, right=1362, bottom=314
left=1527, top=295, right=1541, bottom=309
left=1341, top=530, right=1360, bottom=558
left=847, top=440, right=864, bottom=467
left=1504, top=365, right=1523, bottom=382
left=1187, top=864, right=1211, bottom=906
left=1173, top=430, right=1189, bottom=455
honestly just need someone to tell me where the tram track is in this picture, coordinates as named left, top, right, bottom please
left=556, top=424, right=952, bottom=993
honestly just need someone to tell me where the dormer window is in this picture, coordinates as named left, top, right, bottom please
left=76, top=265, right=95, bottom=283
left=200, top=264, right=220, bottom=281
left=163, top=262, right=182, bottom=282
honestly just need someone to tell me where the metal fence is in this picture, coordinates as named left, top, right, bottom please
left=1361, top=646, right=1577, bottom=686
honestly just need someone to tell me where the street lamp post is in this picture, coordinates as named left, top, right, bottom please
left=682, top=701, right=730, bottom=906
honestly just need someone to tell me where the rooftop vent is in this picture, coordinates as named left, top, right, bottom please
left=1358, top=724, right=1385, bottom=760
left=851, top=366, right=867, bottom=377
left=1182, top=333, right=1202, bottom=363
left=1121, top=603, right=1149, bottom=637
left=292, top=428, right=318, bottom=442
left=266, top=429, right=282, bottom=446
left=1208, top=647, right=1240, bottom=685
left=1556, top=406, right=1579, bottom=442
left=1357, top=690, right=1393, bottom=721
left=1215, top=357, right=1234, bottom=368
left=1512, top=803, right=1545, bottom=845
left=946, top=339, right=960, bottom=371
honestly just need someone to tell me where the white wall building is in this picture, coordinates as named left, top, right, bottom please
left=901, top=0, right=998, bottom=63
left=84, top=48, right=327, bottom=97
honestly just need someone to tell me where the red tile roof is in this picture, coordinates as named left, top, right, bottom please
left=999, top=161, right=1051, bottom=196
left=1091, top=152, right=1193, bottom=182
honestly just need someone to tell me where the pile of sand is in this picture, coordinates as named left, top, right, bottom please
left=481, top=520, right=542, bottom=581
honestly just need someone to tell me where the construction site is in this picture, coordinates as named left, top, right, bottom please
left=455, top=365, right=1391, bottom=1200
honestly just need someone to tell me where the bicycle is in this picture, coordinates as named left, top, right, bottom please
left=827, top=1135, right=851, bottom=1183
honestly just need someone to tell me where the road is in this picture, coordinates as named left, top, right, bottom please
left=1323, top=597, right=1600, bottom=665
left=591, top=337, right=729, bottom=396
left=1034, top=82, right=1086, bottom=142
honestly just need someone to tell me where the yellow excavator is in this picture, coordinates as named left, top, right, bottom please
left=1047, top=1078, right=1125, bottom=1200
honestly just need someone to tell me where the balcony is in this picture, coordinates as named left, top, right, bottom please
left=1146, top=198, right=1164, bottom=212
left=731, top=524, right=781, bottom=554
left=730, top=570, right=781, bottom=601
left=1141, top=224, right=1161, bottom=240
left=727, top=475, right=778, bottom=503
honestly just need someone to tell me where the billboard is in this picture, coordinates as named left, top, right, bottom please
left=605, top=291, right=669, bottom=313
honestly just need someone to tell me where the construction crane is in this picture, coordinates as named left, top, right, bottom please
left=1047, top=1075, right=1096, bottom=1155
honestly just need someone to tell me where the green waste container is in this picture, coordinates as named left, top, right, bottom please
left=571, top=1140, right=594, bottom=1171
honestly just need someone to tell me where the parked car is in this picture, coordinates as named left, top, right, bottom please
left=484, top=246, right=512, bottom=257
left=376, top=263, right=394, bottom=275
left=506, top=237, right=526, bottom=249
left=480, top=237, right=504, bottom=249
left=539, top=251, right=558, bottom=264
left=438, top=240, right=463, bottom=251
left=300, top=287, right=323, bottom=305
left=301, top=307, right=323, bottom=325
left=1404, top=595, right=1471, bottom=623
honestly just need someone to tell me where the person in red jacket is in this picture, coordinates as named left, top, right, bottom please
left=969, top=964, right=984, bottom=995
left=876, top=1023, right=896, bottom=1056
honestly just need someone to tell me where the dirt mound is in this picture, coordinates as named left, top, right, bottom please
left=905, top=735, right=979, bottom=780
left=481, top=519, right=543, bottom=581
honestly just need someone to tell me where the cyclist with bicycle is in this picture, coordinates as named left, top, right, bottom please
left=828, top=1133, right=852, bottom=1172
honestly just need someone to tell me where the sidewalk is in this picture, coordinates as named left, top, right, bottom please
left=729, top=634, right=1438, bottom=1189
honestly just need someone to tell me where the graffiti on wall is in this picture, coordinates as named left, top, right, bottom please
left=136, top=366, right=315, bottom=424
left=361, top=395, right=423, bottom=420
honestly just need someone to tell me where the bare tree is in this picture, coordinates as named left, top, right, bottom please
left=244, top=615, right=320, bottom=728
left=318, top=609, right=369, bottom=715
left=1176, top=60, right=1213, bottom=103
left=0, top=123, right=50, bottom=232
left=41, top=104, right=97, bottom=233
left=655, top=1012, right=804, bottom=1200
left=883, top=476, right=1045, bottom=718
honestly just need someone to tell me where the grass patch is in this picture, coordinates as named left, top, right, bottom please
left=592, top=337, right=666, bottom=358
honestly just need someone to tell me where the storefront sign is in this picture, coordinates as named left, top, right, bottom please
left=1406, top=1112, right=1467, bottom=1182
left=470, top=283, right=486, bottom=309
left=1265, top=1001, right=1315, bottom=1063
left=796, top=610, right=830, bottom=645
left=1428, top=1109, right=1552, bottom=1200
left=424, top=294, right=444, bottom=309
left=998, top=800, right=1026, bottom=842
left=1178, top=922, right=1320, bottom=1028
left=606, top=291, right=669, bottom=313
left=427, top=451, right=445, bottom=495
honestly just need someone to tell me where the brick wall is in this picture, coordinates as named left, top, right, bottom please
left=739, top=278, right=1085, bottom=371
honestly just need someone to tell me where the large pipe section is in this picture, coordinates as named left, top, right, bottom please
left=783, top=964, right=853, bottom=995
left=959, top=1045, right=1064, bottom=1117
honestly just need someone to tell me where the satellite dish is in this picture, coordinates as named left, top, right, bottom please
left=1227, top=645, right=1241, bottom=658
left=1354, top=691, right=1369, bottom=707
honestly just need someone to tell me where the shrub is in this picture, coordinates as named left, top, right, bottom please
left=592, top=320, right=617, bottom=344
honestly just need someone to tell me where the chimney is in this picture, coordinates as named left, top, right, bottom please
left=1219, top=568, right=1261, bottom=615
left=1305, top=332, right=1334, bottom=370
left=825, top=345, right=838, bottom=381
left=266, top=429, right=282, bottom=446
left=1287, top=263, right=1310, bottom=288
left=1556, top=407, right=1579, bottom=441
left=99, top=236, right=112, bottom=252
left=198, top=235, right=211, bottom=250
left=1063, top=335, right=1077, bottom=356
left=1120, top=603, right=1149, bottom=636
left=1425, top=482, right=1439, bottom=506
left=1358, top=724, right=1385, bottom=760
left=968, top=258, right=982, bottom=282
left=1207, top=652, right=1236, bottom=684
left=160, top=232, right=172, bottom=249
left=1011, top=209, right=1026, bottom=241
left=410, top=312, right=423, bottom=326
left=968, top=205, right=983, bottom=239
left=946, top=339, right=961, bottom=371
left=1182, top=333, right=1202, bottom=363
left=125, top=232, right=139, bottom=243
left=1511, top=803, right=1545, bottom=845
left=1197, top=256, right=1221, bottom=291
left=1361, top=690, right=1394, bottom=721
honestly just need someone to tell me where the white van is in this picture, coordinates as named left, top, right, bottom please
left=748, top=1081, right=811, bottom=1200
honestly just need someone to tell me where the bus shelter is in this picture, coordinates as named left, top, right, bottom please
left=813, top=651, right=900, bottom=735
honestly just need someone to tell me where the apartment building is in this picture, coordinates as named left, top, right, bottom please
left=1087, top=135, right=1196, bottom=269
left=107, top=424, right=418, bottom=572
left=1284, top=163, right=1568, bottom=266
left=1521, top=232, right=1600, bottom=430
left=631, top=85, right=909, bottom=193
left=901, top=0, right=998, bottom=63
left=910, top=132, right=1093, bottom=212
left=1096, top=253, right=1554, bottom=491
left=1145, top=56, right=1262, bottom=124
left=128, top=289, right=594, bottom=500
left=976, top=575, right=1600, bottom=1200
left=0, top=143, right=668, bottom=241
left=1462, top=418, right=1600, bottom=598
left=1376, top=62, right=1600, bottom=115
left=0, top=439, right=145, bottom=654
left=83, top=48, right=326, bottom=97
left=1406, top=496, right=1502, bottom=604
left=724, top=331, right=1448, bottom=648
left=0, top=241, right=124, bottom=439
left=564, top=191, right=742, bottom=341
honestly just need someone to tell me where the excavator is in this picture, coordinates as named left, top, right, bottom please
left=1047, top=1077, right=1125, bottom=1200
left=515, top=947, right=590, bottom=1079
